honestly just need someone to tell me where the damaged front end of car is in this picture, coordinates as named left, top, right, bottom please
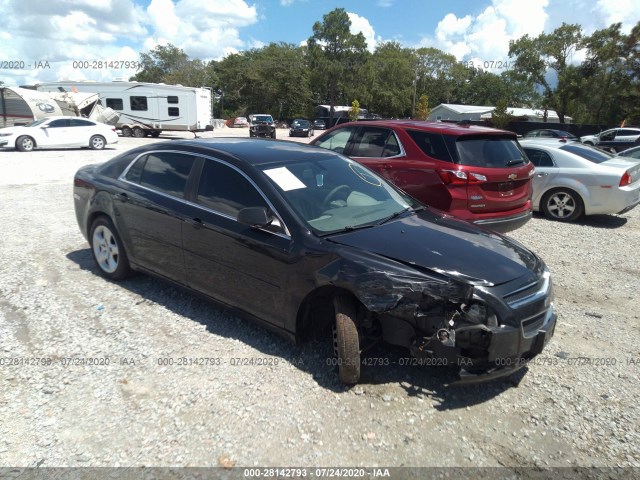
left=319, top=250, right=557, bottom=383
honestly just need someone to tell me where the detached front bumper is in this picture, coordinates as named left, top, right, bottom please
left=412, top=303, right=557, bottom=384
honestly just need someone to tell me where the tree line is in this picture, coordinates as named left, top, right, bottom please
left=130, top=8, right=640, bottom=126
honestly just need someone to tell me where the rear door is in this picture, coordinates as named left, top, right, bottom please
left=522, top=147, right=559, bottom=207
left=454, top=136, right=533, bottom=214
left=68, top=118, right=97, bottom=146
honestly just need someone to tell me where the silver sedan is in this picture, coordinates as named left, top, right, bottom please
left=520, top=139, right=640, bottom=222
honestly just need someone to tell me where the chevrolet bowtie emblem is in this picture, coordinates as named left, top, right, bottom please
left=508, top=173, right=517, bottom=180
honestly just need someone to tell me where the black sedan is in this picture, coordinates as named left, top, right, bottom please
left=74, top=138, right=557, bottom=384
left=289, top=119, right=314, bottom=137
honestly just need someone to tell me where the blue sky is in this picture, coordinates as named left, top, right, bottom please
left=0, top=0, right=638, bottom=86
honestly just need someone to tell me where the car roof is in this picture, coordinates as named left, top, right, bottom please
left=151, top=138, right=340, bottom=167
left=519, top=138, right=581, bottom=149
left=329, top=119, right=516, bottom=137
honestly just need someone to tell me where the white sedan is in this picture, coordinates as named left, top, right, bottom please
left=0, top=116, right=118, bottom=152
left=520, top=139, right=640, bottom=222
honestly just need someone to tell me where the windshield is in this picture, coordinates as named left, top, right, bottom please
left=293, top=120, right=309, bottom=127
left=560, top=144, right=614, bottom=164
left=260, top=157, right=416, bottom=234
left=456, top=136, right=528, bottom=167
left=252, top=115, right=273, bottom=123
left=26, top=119, right=48, bottom=127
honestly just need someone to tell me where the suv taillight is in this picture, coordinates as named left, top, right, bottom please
left=437, top=169, right=487, bottom=185
left=620, top=171, right=632, bottom=187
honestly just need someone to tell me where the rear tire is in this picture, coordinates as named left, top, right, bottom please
left=541, top=188, right=584, bottom=222
left=333, top=296, right=361, bottom=384
left=89, top=216, right=133, bottom=280
left=16, top=135, right=35, bottom=152
left=151, top=130, right=161, bottom=138
left=271, top=132, right=276, bottom=139
left=133, top=127, right=145, bottom=138
left=89, top=135, right=106, bottom=150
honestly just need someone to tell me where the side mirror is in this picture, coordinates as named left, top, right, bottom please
left=237, top=207, right=271, bottom=227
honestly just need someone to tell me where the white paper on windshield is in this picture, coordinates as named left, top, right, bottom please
left=264, top=167, right=306, bottom=191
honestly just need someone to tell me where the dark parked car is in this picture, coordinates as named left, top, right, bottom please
left=314, top=119, right=327, bottom=130
left=249, top=114, right=276, bottom=138
left=289, top=119, right=314, bottom=137
left=74, top=139, right=556, bottom=384
left=524, top=129, right=578, bottom=141
left=311, top=120, right=534, bottom=233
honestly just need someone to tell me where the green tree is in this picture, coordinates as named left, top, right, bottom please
left=508, top=23, right=583, bottom=123
left=349, top=99, right=360, bottom=121
left=576, top=22, right=640, bottom=125
left=130, top=43, right=216, bottom=88
left=369, top=41, right=414, bottom=118
left=415, top=94, right=429, bottom=120
left=307, top=8, right=368, bottom=123
left=490, top=99, right=514, bottom=129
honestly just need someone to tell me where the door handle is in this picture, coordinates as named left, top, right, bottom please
left=382, top=163, right=392, bottom=169
left=536, top=173, right=548, bottom=177
left=186, top=217, right=204, bottom=229
left=114, top=192, right=129, bottom=201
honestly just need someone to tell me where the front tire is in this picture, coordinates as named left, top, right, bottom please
left=133, top=127, right=145, bottom=138
left=16, top=136, right=35, bottom=152
left=333, top=296, right=361, bottom=384
left=121, top=127, right=132, bottom=137
left=541, top=188, right=584, bottom=222
left=89, top=217, right=132, bottom=280
left=89, top=135, right=106, bottom=150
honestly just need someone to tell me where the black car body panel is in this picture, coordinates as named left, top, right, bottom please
left=74, top=138, right=556, bottom=383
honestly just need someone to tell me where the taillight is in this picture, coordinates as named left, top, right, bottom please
left=437, top=169, right=487, bottom=185
left=620, top=171, right=632, bottom=187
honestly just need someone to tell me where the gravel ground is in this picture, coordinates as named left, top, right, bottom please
left=0, top=127, right=639, bottom=471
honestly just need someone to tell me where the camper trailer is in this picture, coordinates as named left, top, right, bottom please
left=0, top=86, right=118, bottom=128
left=31, top=81, right=214, bottom=137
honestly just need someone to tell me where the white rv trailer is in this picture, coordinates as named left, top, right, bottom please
left=32, top=81, right=213, bottom=137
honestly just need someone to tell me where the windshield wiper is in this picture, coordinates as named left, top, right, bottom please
left=376, top=206, right=415, bottom=226
left=506, top=159, right=525, bottom=166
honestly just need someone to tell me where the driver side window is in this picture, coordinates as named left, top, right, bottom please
left=197, top=159, right=269, bottom=219
left=313, top=128, right=356, bottom=154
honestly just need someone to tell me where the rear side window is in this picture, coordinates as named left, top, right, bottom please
left=559, top=144, right=613, bottom=164
left=406, top=130, right=454, bottom=162
left=351, top=127, right=401, bottom=157
left=455, top=137, right=527, bottom=168
left=137, top=152, right=196, bottom=198
left=69, top=119, right=95, bottom=127
left=197, top=160, right=268, bottom=217
left=99, top=153, right=139, bottom=179
left=523, top=148, right=555, bottom=167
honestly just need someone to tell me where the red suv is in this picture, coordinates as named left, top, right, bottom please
left=311, top=120, right=534, bottom=232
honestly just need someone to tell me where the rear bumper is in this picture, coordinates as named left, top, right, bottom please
left=473, top=209, right=533, bottom=233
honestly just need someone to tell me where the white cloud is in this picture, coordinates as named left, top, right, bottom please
left=347, top=12, right=379, bottom=52
left=595, top=0, right=640, bottom=33
left=418, top=0, right=549, bottom=71
left=377, top=0, right=394, bottom=6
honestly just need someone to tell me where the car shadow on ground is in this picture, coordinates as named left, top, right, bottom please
left=66, top=247, right=520, bottom=408
left=533, top=212, right=628, bottom=229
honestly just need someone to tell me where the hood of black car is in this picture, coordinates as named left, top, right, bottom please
left=328, top=211, right=541, bottom=286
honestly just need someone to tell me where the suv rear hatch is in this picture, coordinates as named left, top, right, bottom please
left=453, top=135, right=533, bottom=213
